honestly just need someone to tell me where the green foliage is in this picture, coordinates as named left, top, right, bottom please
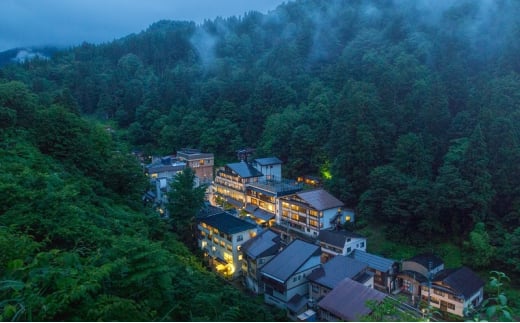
left=462, top=222, right=495, bottom=269
left=466, top=271, right=516, bottom=322
left=2, top=0, right=520, bottom=319
left=360, top=297, right=419, bottom=322
left=167, top=167, right=207, bottom=245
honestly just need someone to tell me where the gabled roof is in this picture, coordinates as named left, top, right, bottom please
left=294, top=189, right=344, bottom=211
left=308, top=255, right=368, bottom=289
left=254, top=157, right=282, bottom=166
left=241, top=229, right=281, bottom=259
left=318, top=229, right=366, bottom=248
left=350, top=250, right=395, bottom=272
left=227, top=161, right=263, bottom=178
left=432, top=267, right=484, bottom=299
left=318, top=278, right=386, bottom=321
left=261, top=239, right=321, bottom=283
left=200, top=212, right=256, bottom=235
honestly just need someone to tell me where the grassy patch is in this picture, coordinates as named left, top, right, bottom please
left=358, top=224, right=462, bottom=265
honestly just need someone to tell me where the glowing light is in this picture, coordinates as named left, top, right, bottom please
left=321, top=169, right=332, bottom=180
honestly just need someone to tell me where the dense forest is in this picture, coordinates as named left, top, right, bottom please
left=1, top=0, right=520, bottom=320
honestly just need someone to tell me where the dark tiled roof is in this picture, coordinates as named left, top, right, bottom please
left=227, top=161, right=263, bottom=178
left=200, top=212, right=256, bottom=235
left=254, top=157, right=282, bottom=166
left=176, top=148, right=213, bottom=160
left=318, top=278, right=386, bottom=321
left=408, top=253, right=444, bottom=269
left=350, top=250, right=395, bottom=272
left=296, top=189, right=344, bottom=211
left=318, top=229, right=366, bottom=248
left=432, top=267, right=484, bottom=299
left=146, top=163, right=185, bottom=174
left=241, top=229, right=281, bottom=259
left=308, top=255, right=368, bottom=289
left=261, top=239, right=321, bottom=282
left=197, top=204, right=224, bottom=218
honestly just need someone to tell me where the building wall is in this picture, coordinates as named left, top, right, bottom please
left=278, top=199, right=331, bottom=237
left=243, top=254, right=276, bottom=294
left=255, top=164, right=281, bottom=181
left=343, top=237, right=367, bottom=255
left=198, top=222, right=256, bottom=278
left=309, top=282, right=331, bottom=302
left=263, top=255, right=320, bottom=308
left=421, top=286, right=483, bottom=317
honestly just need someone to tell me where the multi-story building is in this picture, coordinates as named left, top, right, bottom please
left=261, top=239, right=321, bottom=310
left=350, top=249, right=399, bottom=293
left=308, top=255, right=373, bottom=306
left=176, top=148, right=214, bottom=185
left=241, top=229, right=282, bottom=294
left=317, top=229, right=367, bottom=262
left=420, top=266, right=484, bottom=318
left=278, top=189, right=351, bottom=238
left=250, top=157, right=282, bottom=181
left=197, top=212, right=257, bottom=279
left=143, top=156, right=186, bottom=208
left=396, top=253, right=444, bottom=305
left=213, top=160, right=264, bottom=208
left=245, top=178, right=303, bottom=227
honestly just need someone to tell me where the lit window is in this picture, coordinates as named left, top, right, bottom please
left=345, top=215, right=351, bottom=222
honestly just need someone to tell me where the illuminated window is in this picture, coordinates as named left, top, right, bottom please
left=224, top=252, right=233, bottom=263
left=345, top=215, right=351, bottom=222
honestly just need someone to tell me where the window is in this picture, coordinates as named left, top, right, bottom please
left=434, top=289, right=445, bottom=297
left=447, top=303, right=455, bottom=310
left=237, top=234, right=243, bottom=242
left=347, top=247, right=352, bottom=253
left=360, top=241, right=365, bottom=248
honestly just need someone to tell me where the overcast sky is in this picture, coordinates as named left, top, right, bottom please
left=0, top=0, right=286, bottom=52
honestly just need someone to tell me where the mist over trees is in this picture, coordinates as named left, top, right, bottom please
left=1, top=0, right=520, bottom=320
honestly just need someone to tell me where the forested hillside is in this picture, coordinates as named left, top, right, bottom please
left=0, top=80, right=285, bottom=320
left=1, top=0, right=520, bottom=318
